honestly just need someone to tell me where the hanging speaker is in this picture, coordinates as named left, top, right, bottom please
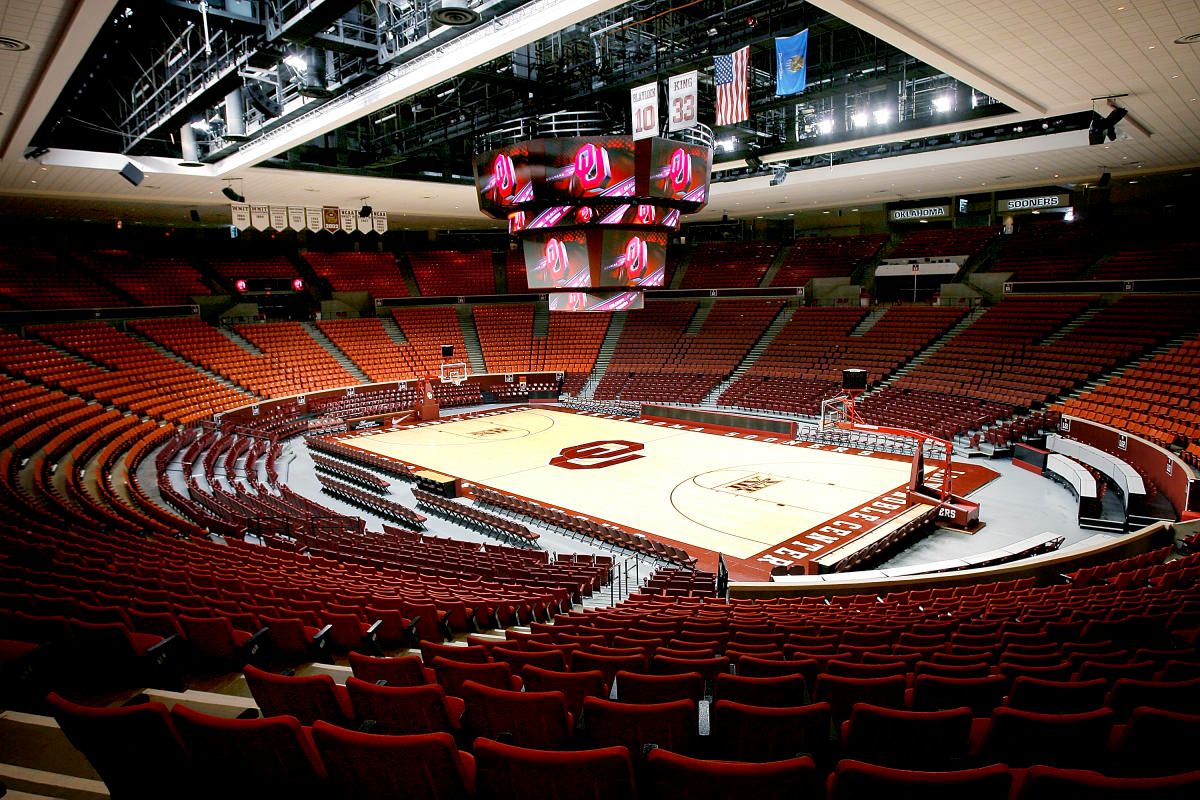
left=189, top=209, right=201, bottom=222
left=1097, top=171, right=1112, bottom=189
left=119, top=162, right=144, bottom=186
left=440, top=344, right=455, bottom=359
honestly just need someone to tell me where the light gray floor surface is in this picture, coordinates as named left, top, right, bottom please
left=141, top=402, right=1110, bottom=597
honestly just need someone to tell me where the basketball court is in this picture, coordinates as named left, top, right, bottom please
left=336, top=407, right=997, bottom=580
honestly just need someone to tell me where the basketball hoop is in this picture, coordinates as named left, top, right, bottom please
left=439, top=361, right=469, bottom=386
left=819, top=396, right=848, bottom=434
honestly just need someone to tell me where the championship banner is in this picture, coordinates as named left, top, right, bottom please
left=339, top=207, right=357, bottom=233
left=306, top=207, right=323, bottom=233
left=630, top=81, right=659, bottom=141
left=230, top=203, right=251, bottom=230
left=667, top=71, right=698, bottom=131
left=371, top=209, right=388, bottom=234
left=323, top=206, right=340, bottom=232
left=249, top=204, right=270, bottom=231
left=287, top=206, right=305, bottom=231
left=268, top=205, right=288, bottom=231
left=357, top=213, right=373, bottom=234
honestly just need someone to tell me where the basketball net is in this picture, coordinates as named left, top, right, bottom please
left=439, top=361, right=469, bottom=386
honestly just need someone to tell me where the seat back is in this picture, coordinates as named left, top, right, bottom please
left=346, top=677, right=458, bottom=735
left=583, top=696, right=697, bottom=755
left=711, top=699, right=832, bottom=764
left=312, top=721, right=472, bottom=800
left=349, top=652, right=431, bottom=686
left=909, top=674, right=1008, bottom=715
left=842, top=702, right=973, bottom=770
left=491, top=646, right=567, bottom=673
left=571, top=651, right=647, bottom=686
left=712, top=672, right=808, bottom=708
left=1007, top=676, right=1107, bottom=714
left=460, top=680, right=572, bottom=749
left=645, top=748, right=818, bottom=800
left=1017, top=765, right=1200, bottom=800
left=473, top=738, right=635, bottom=800
left=828, top=759, right=1012, bottom=800
left=171, top=703, right=324, bottom=800
left=1109, top=708, right=1200, bottom=778
left=48, top=693, right=194, bottom=800
left=1104, top=676, right=1200, bottom=722
left=433, top=656, right=518, bottom=697
left=813, top=673, right=906, bottom=722
left=179, top=615, right=240, bottom=660
left=615, top=670, right=704, bottom=705
left=980, top=706, right=1114, bottom=769
left=520, top=665, right=608, bottom=719
left=243, top=664, right=351, bottom=726
left=421, top=639, right=490, bottom=664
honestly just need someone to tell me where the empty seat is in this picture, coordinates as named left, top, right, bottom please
left=908, top=674, right=1009, bottom=715
left=348, top=652, right=434, bottom=686
left=711, top=699, right=833, bottom=764
left=828, top=759, right=1012, bottom=800
left=840, top=703, right=973, bottom=770
left=1104, top=676, right=1200, bottom=721
left=712, top=672, right=809, bottom=708
left=171, top=703, right=325, bottom=800
left=1015, top=765, right=1200, bottom=800
left=1108, top=707, right=1200, bottom=777
left=644, top=747, right=818, bottom=800
left=460, top=680, right=573, bottom=749
left=583, top=696, right=698, bottom=755
left=572, top=650, right=647, bottom=687
left=432, top=656, right=522, bottom=697
left=977, top=706, right=1114, bottom=769
left=473, top=738, right=636, bottom=800
left=345, top=676, right=463, bottom=735
left=48, top=692, right=196, bottom=800
left=311, top=721, right=474, bottom=800
left=243, top=663, right=353, bottom=727
left=179, top=615, right=263, bottom=666
left=1006, top=676, right=1108, bottom=714
left=615, top=670, right=704, bottom=705
left=422, top=639, right=490, bottom=664
left=813, top=674, right=907, bottom=723
left=520, top=665, right=608, bottom=720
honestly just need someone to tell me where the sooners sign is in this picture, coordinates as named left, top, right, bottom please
left=550, top=440, right=645, bottom=470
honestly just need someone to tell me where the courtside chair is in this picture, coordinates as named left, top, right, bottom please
left=48, top=692, right=196, bottom=800
left=312, top=721, right=475, bottom=800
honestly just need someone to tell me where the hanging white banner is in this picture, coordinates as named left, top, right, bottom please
left=230, top=203, right=251, bottom=230
left=268, top=206, right=288, bottom=231
left=339, top=208, right=357, bottom=233
left=371, top=210, right=388, bottom=234
left=357, top=213, right=373, bottom=234
left=286, top=207, right=305, bottom=231
left=631, top=81, right=659, bottom=141
left=305, top=207, right=323, bottom=233
left=249, top=204, right=270, bottom=231
left=668, top=70, right=699, bottom=131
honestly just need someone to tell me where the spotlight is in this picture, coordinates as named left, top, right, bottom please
left=235, top=279, right=248, bottom=292
left=850, top=111, right=869, bottom=127
left=431, top=0, right=481, bottom=26
left=283, top=53, right=307, bottom=71
left=817, top=118, right=834, bottom=134
left=222, top=185, right=245, bottom=203
left=873, top=107, right=891, bottom=125
left=932, top=95, right=952, bottom=113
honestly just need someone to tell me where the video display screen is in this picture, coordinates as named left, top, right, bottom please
left=548, top=291, right=645, bottom=312
left=522, top=230, right=591, bottom=289
left=599, top=229, right=667, bottom=288
left=476, top=136, right=711, bottom=217
left=520, top=203, right=681, bottom=232
left=474, top=144, right=534, bottom=217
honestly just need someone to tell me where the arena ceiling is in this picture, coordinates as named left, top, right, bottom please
left=0, top=0, right=1197, bottom=229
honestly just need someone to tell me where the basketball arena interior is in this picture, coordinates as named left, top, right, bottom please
left=1, top=0, right=1200, bottom=797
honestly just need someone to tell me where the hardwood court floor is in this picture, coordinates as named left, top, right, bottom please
left=340, top=408, right=920, bottom=567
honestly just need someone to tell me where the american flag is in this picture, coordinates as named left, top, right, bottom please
left=714, top=46, right=749, bottom=126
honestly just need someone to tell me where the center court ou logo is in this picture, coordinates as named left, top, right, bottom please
left=550, top=440, right=645, bottom=470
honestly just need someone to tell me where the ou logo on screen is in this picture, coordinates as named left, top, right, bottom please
left=550, top=440, right=645, bottom=470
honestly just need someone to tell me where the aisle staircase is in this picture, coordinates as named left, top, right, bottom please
left=701, top=303, right=796, bottom=405
left=870, top=306, right=986, bottom=395
left=455, top=306, right=488, bottom=374
left=579, top=311, right=627, bottom=399
left=302, top=322, right=370, bottom=383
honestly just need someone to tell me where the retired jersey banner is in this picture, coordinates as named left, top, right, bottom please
left=667, top=71, right=699, bottom=131
left=306, top=207, right=323, bottom=233
left=630, top=82, right=659, bottom=141
left=323, top=206, right=340, bottom=232
left=249, top=204, right=270, bottom=231
left=269, top=206, right=288, bottom=231
left=287, top=206, right=305, bottom=231
left=371, top=210, right=388, bottom=234
left=230, top=203, right=251, bottom=230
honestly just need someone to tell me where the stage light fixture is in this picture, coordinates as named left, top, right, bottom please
left=769, top=168, right=787, bottom=187
left=222, top=184, right=245, bottom=203
left=873, top=107, right=891, bottom=125
left=850, top=111, right=869, bottom=127
left=817, top=118, right=834, bottom=134
left=932, top=95, right=953, bottom=113
left=746, top=155, right=763, bottom=170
